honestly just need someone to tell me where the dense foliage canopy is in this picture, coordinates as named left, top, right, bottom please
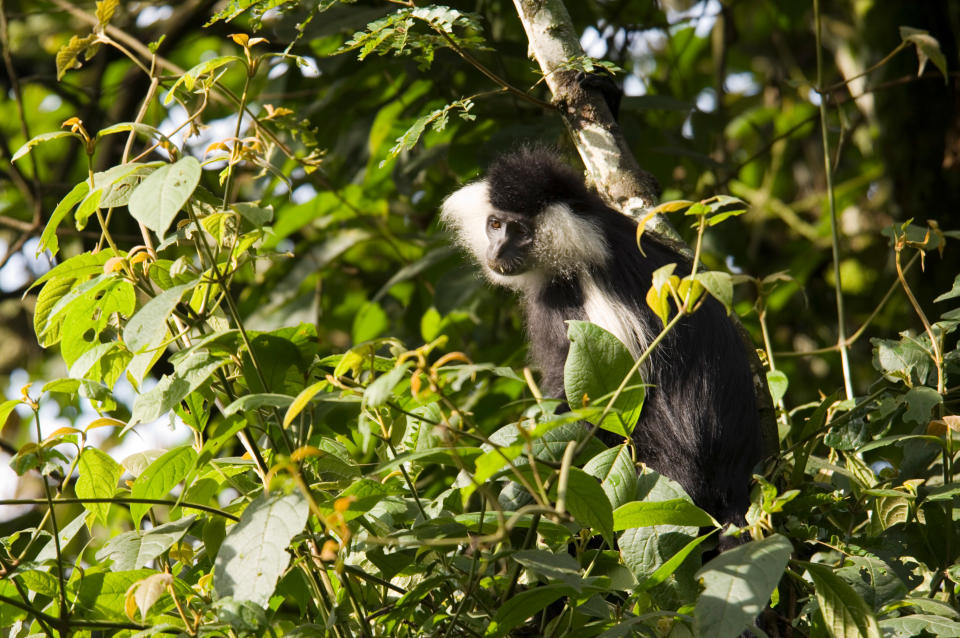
left=1, top=1, right=959, bottom=636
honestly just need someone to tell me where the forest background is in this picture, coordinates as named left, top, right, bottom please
left=0, top=0, right=959, bottom=636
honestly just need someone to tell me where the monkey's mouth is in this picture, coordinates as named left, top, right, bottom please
left=488, top=259, right=528, bottom=276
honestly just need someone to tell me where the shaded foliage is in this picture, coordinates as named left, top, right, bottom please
left=0, top=1, right=959, bottom=637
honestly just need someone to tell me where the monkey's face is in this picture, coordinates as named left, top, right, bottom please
left=485, top=211, right=534, bottom=276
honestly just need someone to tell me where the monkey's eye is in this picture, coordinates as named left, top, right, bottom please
left=489, top=218, right=502, bottom=230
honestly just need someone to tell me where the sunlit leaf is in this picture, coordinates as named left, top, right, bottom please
left=213, top=492, right=309, bottom=607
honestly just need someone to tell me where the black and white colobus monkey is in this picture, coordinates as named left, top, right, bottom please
left=441, top=148, right=765, bottom=529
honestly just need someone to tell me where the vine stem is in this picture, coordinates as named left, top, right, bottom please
left=815, top=0, right=854, bottom=401
left=894, top=245, right=944, bottom=394
left=29, top=405, right=68, bottom=632
left=0, top=497, right=240, bottom=521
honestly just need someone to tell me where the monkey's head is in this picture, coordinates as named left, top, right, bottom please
left=441, top=148, right=610, bottom=290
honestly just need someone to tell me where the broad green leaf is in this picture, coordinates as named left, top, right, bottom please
left=512, top=550, right=581, bottom=584
left=75, top=447, right=124, bottom=526
left=59, top=277, right=136, bottom=367
left=56, top=33, right=98, bottom=79
left=11, top=129, right=79, bottom=161
left=14, top=569, right=60, bottom=599
left=564, top=321, right=644, bottom=438
left=696, top=271, right=734, bottom=313
left=165, top=55, right=242, bottom=103
left=33, top=252, right=121, bottom=347
left=484, top=584, right=573, bottom=638
left=613, top=499, right=716, bottom=530
left=128, top=350, right=228, bottom=427
left=124, top=281, right=197, bottom=354
left=73, top=186, right=102, bottom=230
left=694, top=534, right=793, bottom=638
left=129, top=445, right=198, bottom=527
left=283, top=380, right=328, bottom=428
left=583, top=445, right=638, bottom=510
left=35, top=513, right=87, bottom=562
left=29, top=249, right=118, bottom=293
left=767, top=369, right=789, bottom=404
left=557, top=466, right=614, bottom=546
left=804, top=561, right=882, bottom=638
left=96, top=515, right=197, bottom=570
left=129, top=572, right=174, bottom=620
left=363, top=363, right=411, bottom=407
left=72, top=568, right=158, bottom=618
left=836, top=556, right=906, bottom=611
left=39, top=181, right=88, bottom=256
left=128, top=156, right=202, bottom=235
left=121, top=449, right=164, bottom=477
left=352, top=300, right=389, bottom=343
left=880, top=615, right=960, bottom=638
left=0, top=399, right=22, bottom=430
left=214, top=492, right=309, bottom=607
left=222, top=393, right=293, bottom=416
left=637, top=531, right=715, bottom=591
left=902, top=386, right=942, bottom=424
left=900, top=27, right=948, bottom=83
left=96, top=122, right=174, bottom=148
left=934, top=274, right=960, bottom=302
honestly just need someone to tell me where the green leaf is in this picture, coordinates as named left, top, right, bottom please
left=484, top=584, right=573, bottom=638
left=128, top=350, right=229, bottom=428
left=352, top=300, right=389, bottom=343
left=96, top=515, right=197, bottom=570
left=637, top=531, right=715, bottom=591
left=613, top=499, right=716, bottom=530
left=0, top=399, right=22, bottom=430
left=767, top=369, right=789, bottom=404
left=128, top=156, right=202, bottom=235
left=933, top=274, right=960, bottom=303
left=558, top=466, right=614, bottom=546
left=14, top=569, right=60, bottom=599
left=902, top=386, right=942, bottom=425
left=11, top=129, right=79, bottom=161
left=804, top=561, right=882, bottom=638
left=124, top=281, right=197, bottom=353
left=165, top=56, right=242, bottom=103
left=75, top=447, right=124, bottom=526
left=59, top=277, right=136, bottom=367
left=880, top=615, right=960, bottom=638
left=694, top=534, right=793, bottom=638
left=696, top=271, right=734, bottom=313
left=900, top=26, right=948, bottom=84
left=39, top=181, right=89, bottom=256
left=564, top=321, right=644, bottom=438
left=214, top=492, right=309, bottom=607
left=96, top=122, right=174, bottom=148
left=363, top=363, right=411, bottom=407
left=222, top=393, right=293, bottom=416
left=72, top=568, right=158, bottom=618
left=283, top=380, right=328, bottom=428
left=35, top=513, right=87, bottom=562
left=583, top=445, right=638, bottom=510
left=129, top=445, right=198, bottom=527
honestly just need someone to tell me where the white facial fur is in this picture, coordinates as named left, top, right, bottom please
left=440, top=180, right=608, bottom=291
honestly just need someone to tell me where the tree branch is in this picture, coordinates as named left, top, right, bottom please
left=511, top=0, right=665, bottom=225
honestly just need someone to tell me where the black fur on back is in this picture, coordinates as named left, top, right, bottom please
left=483, top=149, right=764, bottom=530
